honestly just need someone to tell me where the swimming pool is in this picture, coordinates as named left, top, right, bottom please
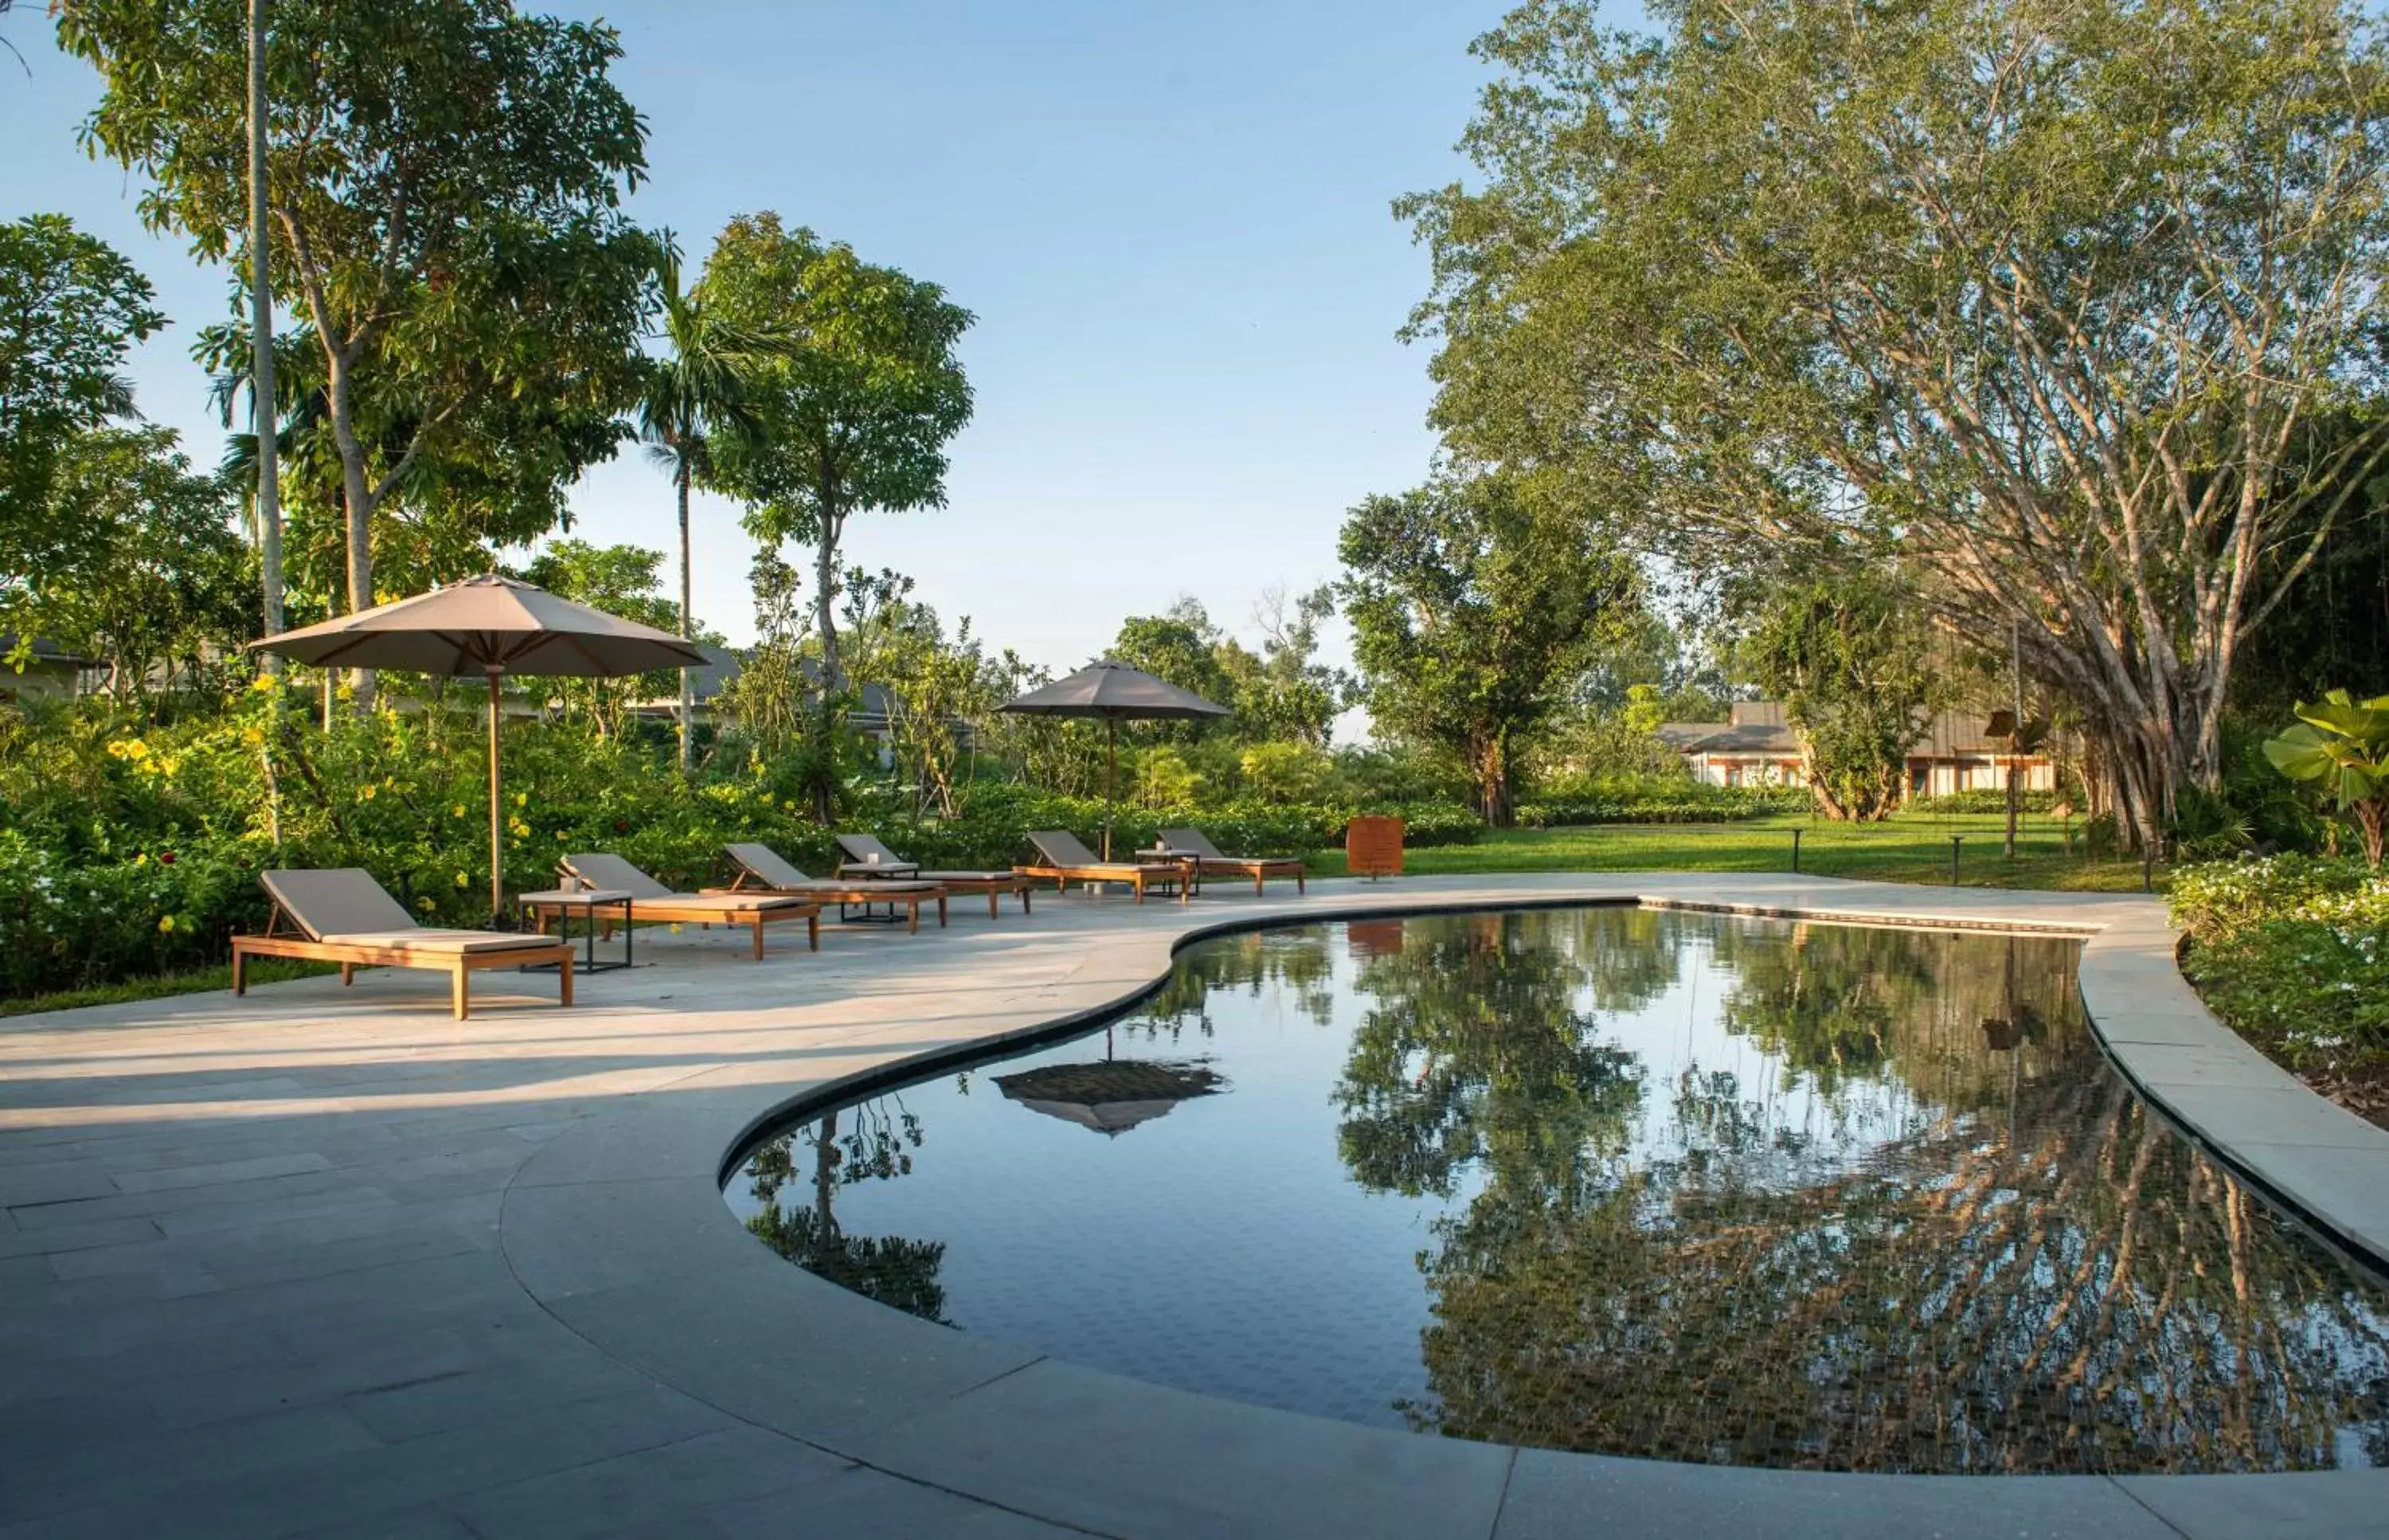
left=725, top=906, right=2389, bottom=1473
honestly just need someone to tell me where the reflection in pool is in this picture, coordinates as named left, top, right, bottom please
left=724, top=908, right=2389, bottom=1473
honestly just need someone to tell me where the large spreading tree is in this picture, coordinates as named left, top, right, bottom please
left=698, top=213, right=974, bottom=694
left=1339, top=475, right=1638, bottom=825
left=60, top=0, right=659, bottom=697
left=1403, top=0, right=2389, bottom=848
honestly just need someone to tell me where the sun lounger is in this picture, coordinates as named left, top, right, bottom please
left=713, top=842, right=948, bottom=933
left=835, top=832, right=1033, bottom=917
left=1019, top=831, right=1192, bottom=903
left=540, top=853, right=820, bottom=960
left=1160, top=827, right=1308, bottom=895
left=234, top=869, right=574, bottom=1020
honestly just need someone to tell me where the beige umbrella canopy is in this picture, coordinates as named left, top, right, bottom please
left=999, top=661, right=1229, bottom=857
left=252, top=574, right=708, bottom=920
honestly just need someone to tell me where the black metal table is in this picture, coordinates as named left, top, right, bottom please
left=518, top=888, right=636, bottom=973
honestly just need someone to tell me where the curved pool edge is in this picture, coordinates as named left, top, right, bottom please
left=497, top=873, right=2389, bottom=1540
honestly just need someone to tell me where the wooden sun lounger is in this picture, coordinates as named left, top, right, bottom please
left=534, top=854, right=821, bottom=960
left=234, top=869, right=574, bottom=1020
left=1018, top=831, right=1193, bottom=904
left=1160, top=827, right=1308, bottom=895
left=834, top=833, right=1033, bottom=917
left=711, top=842, right=948, bottom=933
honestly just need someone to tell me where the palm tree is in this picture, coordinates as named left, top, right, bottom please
left=635, top=235, right=767, bottom=772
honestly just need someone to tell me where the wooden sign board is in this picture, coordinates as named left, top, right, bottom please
left=1345, top=815, right=1405, bottom=879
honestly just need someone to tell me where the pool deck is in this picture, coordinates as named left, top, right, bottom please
left=2, top=872, right=2385, bottom=1538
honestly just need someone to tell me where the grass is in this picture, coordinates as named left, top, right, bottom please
left=1, top=956, right=336, bottom=1018
left=1303, top=811, right=2165, bottom=893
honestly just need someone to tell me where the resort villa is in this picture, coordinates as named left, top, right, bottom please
left=1659, top=700, right=2063, bottom=799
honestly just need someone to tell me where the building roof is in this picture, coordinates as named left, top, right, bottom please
left=0, top=635, right=94, bottom=667
left=1660, top=702, right=2057, bottom=761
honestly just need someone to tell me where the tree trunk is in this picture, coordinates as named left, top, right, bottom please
left=247, top=0, right=282, bottom=669
left=324, top=349, right=375, bottom=709
left=676, top=459, right=694, bottom=773
left=1476, top=733, right=1515, bottom=828
left=815, top=506, right=844, bottom=694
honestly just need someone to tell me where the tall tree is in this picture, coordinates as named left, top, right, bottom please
left=1402, top=0, right=2389, bottom=849
left=60, top=0, right=658, bottom=700
left=633, top=237, right=764, bottom=772
left=245, top=0, right=281, bottom=666
left=0, top=213, right=162, bottom=588
left=1737, top=570, right=1937, bottom=821
left=698, top=213, right=974, bottom=694
left=1339, top=475, right=1637, bottom=825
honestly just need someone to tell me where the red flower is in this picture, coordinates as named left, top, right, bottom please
left=159, top=850, right=176, bottom=866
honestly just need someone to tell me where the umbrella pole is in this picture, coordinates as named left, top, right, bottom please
left=1105, top=717, right=1117, bottom=860
left=487, top=667, right=505, bottom=926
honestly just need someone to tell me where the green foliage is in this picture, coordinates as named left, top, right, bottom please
left=1106, top=592, right=1351, bottom=749
left=1236, top=741, right=1333, bottom=805
left=1402, top=0, right=2389, bottom=845
left=1132, top=746, right=1204, bottom=808
left=1910, top=789, right=2058, bottom=817
left=13, top=427, right=254, bottom=698
left=2172, top=855, right=2389, bottom=1078
left=1339, top=475, right=1638, bottom=826
left=61, top=0, right=659, bottom=616
left=515, top=540, right=712, bottom=739
left=1738, top=573, right=1934, bottom=823
left=0, top=213, right=163, bottom=572
left=2265, top=689, right=2389, bottom=866
left=698, top=213, right=973, bottom=688
left=1515, top=776, right=1804, bottom=828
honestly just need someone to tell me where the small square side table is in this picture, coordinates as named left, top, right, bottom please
left=518, top=889, right=635, bottom=973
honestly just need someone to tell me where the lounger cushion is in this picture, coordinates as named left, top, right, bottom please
left=318, top=929, right=560, bottom=954
left=1159, top=828, right=1228, bottom=861
left=559, top=853, right=677, bottom=901
left=261, top=869, right=419, bottom=940
left=835, top=833, right=914, bottom=868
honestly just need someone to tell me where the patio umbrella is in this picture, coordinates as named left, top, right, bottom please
left=999, top=660, right=1228, bottom=857
left=251, top=574, right=708, bottom=922
left=992, top=1057, right=1223, bottom=1137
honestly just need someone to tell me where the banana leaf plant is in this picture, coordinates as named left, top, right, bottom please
left=2264, top=690, right=2389, bottom=867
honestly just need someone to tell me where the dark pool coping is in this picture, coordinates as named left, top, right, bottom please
left=499, top=874, right=2389, bottom=1538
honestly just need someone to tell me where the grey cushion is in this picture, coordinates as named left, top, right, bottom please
left=261, top=869, right=416, bottom=940
left=559, top=852, right=676, bottom=901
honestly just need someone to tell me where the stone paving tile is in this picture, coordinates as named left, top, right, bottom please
left=1493, top=1452, right=2181, bottom=1539
left=2113, top=1470, right=2387, bottom=1539
left=443, top=1425, right=849, bottom=1538
left=841, top=1357, right=1515, bottom=1540
left=686, top=1464, right=1090, bottom=1538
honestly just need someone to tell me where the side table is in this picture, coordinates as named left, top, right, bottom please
left=518, top=888, right=636, bottom=974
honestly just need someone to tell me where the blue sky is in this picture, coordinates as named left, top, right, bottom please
left=5, top=1, right=1639, bottom=690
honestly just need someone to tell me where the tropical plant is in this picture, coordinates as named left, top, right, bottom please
left=1339, top=474, right=1639, bottom=825
left=634, top=235, right=768, bottom=770
left=61, top=0, right=659, bottom=700
left=2265, top=690, right=2389, bottom=866
left=698, top=213, right=974, bottom=694
left=0, top=213, right=162, bottom=591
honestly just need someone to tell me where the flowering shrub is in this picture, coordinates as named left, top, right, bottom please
left=2171, top=855, right=2389, bottom=1077
left=0, top=690, right=1480, bottom=1000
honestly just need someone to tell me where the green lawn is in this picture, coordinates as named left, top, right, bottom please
left=1304, top=811, right=2164, bottom=893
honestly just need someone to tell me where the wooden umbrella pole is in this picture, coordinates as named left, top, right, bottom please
left=487, top=667, right=505, bottom=924
left=1105, top=717, right=1118, bottom=860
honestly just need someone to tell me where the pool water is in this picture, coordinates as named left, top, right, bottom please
left=724, top=907, right=2389, bottom=1473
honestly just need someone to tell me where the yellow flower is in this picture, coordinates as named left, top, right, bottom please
left=157, top=915, right=175, bottom=933
left=335, top=682, right=355, bottom=702
left=358, top=785, right=377, bottom=803
left=158, top=757, right=181, bottom=776
left=241, top=726, right=265, bottom=746
left=416, top=897, right=435, bottom=913
left=514, top=791, right=528, bottom=808
left=132, top=852, right=147, bottom=866
left=454, top=872, right=469, bottom=889
left=251, top=674, right=278, bottom=693
left=452, top=804, right=466, bottom=819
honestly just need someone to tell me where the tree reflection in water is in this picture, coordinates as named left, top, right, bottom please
left=1355, top=917, right=2389, bottom=1472
left=741, top=1097, right=951, bottom=1324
